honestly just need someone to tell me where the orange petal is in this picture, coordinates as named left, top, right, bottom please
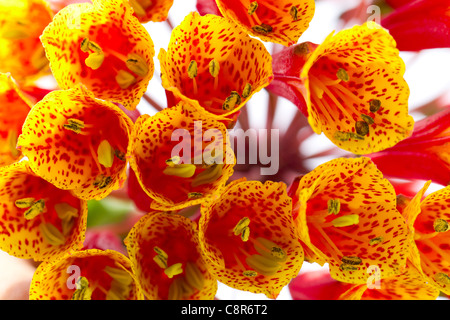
left=40, top=0, right=155, bottom=110
left=124, top=211, right=217, bottom=300
left=215, top=0, right=315, bottom=46
left=199, top=179, right=304, bottom=299
left=293, top=157, right=409, bottom=284
left=0, top=0, right=53, bottom=83
left=29, top=249, right=144, bottom=300
left=129, top=101, right=235, bottom=211
left=0, top=161, right=87, bottom=261
left=17, top=86, right=133, bottom=200
left=159, top=12, right=273, bottom=121
left=0, top=73, right=34, bottom=167
left=302, top=22, right=413, bottom=154
left=128, top=0, right=174, bottom=23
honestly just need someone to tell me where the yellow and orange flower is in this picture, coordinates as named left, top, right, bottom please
left=215, top=0, right=315, bottom=46
left=125, top=211, right=217, bottom=300
left=40, top=0, right=155, bottom=110
left=129, top=101, right=235, bottom=211
left=270, top=22, right=414, bottom=155
left=159, top=12, right=273, bottom=125
left=292, top=157, right=409, bottom=284
left=0, top=73, right=34, bottom=167
left=0, top=0, right=53, bottom=84
left=0, top=161, right=87, bottom=261
left=198, top=178, right=304, bottom=299
left=29, top=249, right=144, bottom=300
left=128, top=0, right=174, bottom=23
left=403, top=180, right=450, bottom=295
left=17, top=86, right=133, bottom=200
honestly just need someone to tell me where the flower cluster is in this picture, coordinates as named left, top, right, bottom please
left=0, top=0, right=449, bottom=301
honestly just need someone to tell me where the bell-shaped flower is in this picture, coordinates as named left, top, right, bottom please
left=40, top=0, right=155, bottom=110
left=17, top=86, right=133, bottom=200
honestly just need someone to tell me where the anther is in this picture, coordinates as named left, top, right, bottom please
left=369, top=99, right=382, bottom=113
left=23, top=199, right=46, bottom=220
left=339, top=263, right=358, bottom=271
left=355, top=121, right=370, bottom=136
left=334, top=131, right=365, bottom=142
left=190, top=164, right=223, bottom=187
left=252, top=23, right=273, bottom=35
left=434, top=218, right=449, bottom=233
left=242, top=83, right=252, bottom=99
left=253, top=237, right=287, bottom=262
left=248, top=1, right=258, bottom=15
left=360, top=114, right=375, bottom=125
left=243, top=270, right=258, bottom=277
left=369, top=236, right=384, bottom=245
left=222, top=91, right=242, bottom=111
left=233, top=217, right=250, bottom=236
left=327, top=199, right=340, bottom=215
left=245, top=254, right=280, bottom=276
left=154, top=255, right=168, bottom=269
left=341, top=256, right=362, bottom=265
left=434, top=273, right=450, bottom=285
left=289, top=6, right=298, bottom=21
left=331, top=214, right=359, bottom=228
left=165, top=156, right=182, bottom=167
left=240, top=226, right=250, bottom=242
left=97, top=140, right=115, bottom=168
left=15, top=197, right=35, bottom=209
left=63, top=118, right=85, bottom=134
left=163, top=164, right=197, bottom=178
left=93, top=175, right=112, bottom=189
left=39, top=222, right=65, bottom=246
left=126, top=53, right=149, bottom=77
left=85, top=52, right=105, bottom=70
left=336, top=68, right=349, bottom=82
left=165, top=263, right=183, bottom=279
left=115, top=70, right=137, bottom=89
left=188, top=60, right=198, bottom=79
left=188, top=192, right=203, bottom=199
left=71, top=276, right=92, bottom=300
left=209, top=59, right=220, bottom=77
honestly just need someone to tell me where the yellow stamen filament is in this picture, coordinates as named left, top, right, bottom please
left=72, top=276, right=92, bottom=300
left=190, top=164, right=223, bottom=187
left=331, top=214, right=360, bottom=228
left=253, top=237, right=287, bottom=262
left=163, top=163, right=197, bottom=178
left=7, top=130, right=20, bottom=158
left=14, top=197, right=35, bottom=209
left=233, top=217, right=250, bottom=236
left=242, top=83, right=252, bottom=99
left=63, top=118, right=85, bottom=134
left=248, top=1, right=258, bottom=15
left=85, top=52, right=105, bottom=70
left=0, top=22, right=30, bottom=39
left=54, top=202, right=79, bottom=235
left=31, top=45, right=48, bottom=71
left=327, top=199, right=340, bottom=215
left=433, top=218, right=449, bottom=233
left=126, top=53, right=149, bottom=77
left=245, top=254, right=280, bottom=276
left=185, top=262, right=205, bottom=290
left=222, top=91, right=242, bottom=111
left=97, top=140, right=115, bottom=168
left=115, top=70, right=137, bottom=89
left=39, top=222, right=65, bottom=246
left=314, top=224, right=344, bottom=257
left=23, top=199, right=46, bottom=220
left=104, top=266, right=133, bottom=286
left=167, top=277, right=193, bottom=300
left=164, top=263, right=183, bottom=279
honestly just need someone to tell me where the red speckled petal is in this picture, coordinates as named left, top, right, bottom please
left=124, top=211, right=217, bottom=300
left=129, top=101, right=235, bottom=211
left=29, top=249, right=144, bottom=300
left=159, top=12, right=273, bottom=121
left=0, top=161, right=87, bottom=261
left=199, top=179, right=304, bottom=299
left=40, top=0, right=155, bottom=110
left=17, top=86, right=133, bottom=200
left=293, top=157, right=409, bottom=284
left=215, top=0, right=315, bottom=46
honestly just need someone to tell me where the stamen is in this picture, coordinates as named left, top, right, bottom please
left=241, top=226, right=250, bottom=242
left=222, top=91, right=242, bottom=111
left=165, top=263, right=183, bottom=279
left=15, top=197, right=35, bottom=209
left=253, top=237, right=287, bottom=262
left=115, top=70, right=137, bottom=89
left=104, top=266, right=133, bottom=286
left=165, top=156, right=182, bottom=167
left=114, top=149, right=126, bottom=161
left=154, top=255, right=168, bottom=269
left=341, top=255, right=362, bottom=265
left=355, top=121, right=370, bottom=136
left=85, top=52, right=105, bottom=70
left=97, top=140, right=115, bottom=168
left=7, top=130, right=20, bottom=158
left=369, top=236, right=384, bottom=246
left=248, top=1, right=258, bottom=15
left=289, top=6, right=298, bottom=21
left=129, top=0, right=152, bottom=17
left=154, top=246, right=168, bottom=259
left=163, top=164, right=197, bottom=178
left=54, top=202, right=79, bottom=235
left=433, top=218, right=449, bottom=233
left=209, top=59, right=220, bottom=77
left=336, top=68, right=349, bottom=82
left=187, top=192, right=203, bottom=199
left=23, top=199, right=46, bottom=220
left=331, top=214, right=359, bottom=228
left=339, top=263, right=358, bottom=271
left=434, top=273, right=450, bottom=286
left=80, top=38, right=102, bottom=53
left=369, top=99, right=382, bottom=113
left=245, top=254, right=280, bottom=276
left=63, top=118, right=85, bottom=134
left=190, top=164, right=223, bottom=187
left=242, top=83, right=252, bottom=99
left=360, top=114, right=375, bottom=125
left=39, top=222, right=65, bottom=246
left=126, top=53, right=149, bottom=77
left=93, top=175, right=112, bottom=189
left=71, top=276, right=92, bottom=300
left=188, top=60, right=198, bottom=94
left=167, top=277, right=183, bottom=300
left=233, top=217, right=250, bottom=236
left=252, top=23, right=273, bottom=35
left=334, top=131, right=365, bottom=142
left=243, top=270, right=258, bottom=277
left=185, top=262, right=205, bottom=291
left=327, top=199, right=340, bottom=215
